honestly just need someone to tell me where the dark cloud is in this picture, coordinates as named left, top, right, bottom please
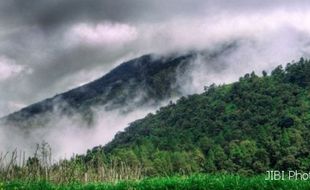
left=1, top=0, right=310, bottom=157
left=1, top=0, right=309, bottom=29
left=0, top=0, right=204, bottom=29
left=0, top=0, right=310, bottom=116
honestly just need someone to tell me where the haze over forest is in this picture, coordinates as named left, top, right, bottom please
left=0, top=0, right=310, bottom=158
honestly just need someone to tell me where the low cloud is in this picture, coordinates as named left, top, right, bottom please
left=0, top=56, right=28, bottom=81
left=1, top=4, right=310, bottom=116
left=1, top=1, right=310, bottom=157
left=0, top=101, right=166, bottom=159
left=67, top=22, right=138, bottom=47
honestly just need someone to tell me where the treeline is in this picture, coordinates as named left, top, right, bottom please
left=3, top=58, right=309, bottom=182
left=82, top=58, right=310, bottom=176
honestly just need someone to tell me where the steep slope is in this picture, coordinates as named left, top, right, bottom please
left=2, top=42, right=237, bottom=129
left=85, top=58, right=310, bottom=176
left=2, top=54, right=194, bottom=128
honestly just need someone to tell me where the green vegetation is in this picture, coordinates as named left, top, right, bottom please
left=85, top=58, right=310, bottom=176
left=1, top=58, right=310, bottom=189
left=3, top=174, right=310, bottom=190
left=0, top=143, right=142, bottom=183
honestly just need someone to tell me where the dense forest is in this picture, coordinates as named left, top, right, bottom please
left=81, top=58, right=310, bottom=176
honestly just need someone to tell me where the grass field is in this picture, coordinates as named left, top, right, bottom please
left=1, top=174, right=310, bottom=190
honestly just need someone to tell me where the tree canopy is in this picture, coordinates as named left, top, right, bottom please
left=84, top=58, right=310, bottom=176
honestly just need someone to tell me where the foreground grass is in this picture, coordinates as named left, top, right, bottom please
left=2, top=174, right=310, bottom=190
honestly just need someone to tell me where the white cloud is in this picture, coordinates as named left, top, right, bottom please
left=0, top=104, right=158, bottom=159
left=136, top=9, right=310, bottom=54
left=67, top=22, right=138, bottom=46
left=0, top=56, right=26, bottom=81
left=3, top=3, right=310, bottom=158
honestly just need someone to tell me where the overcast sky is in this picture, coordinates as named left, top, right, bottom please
left=1, top=0, right=310, bottom=116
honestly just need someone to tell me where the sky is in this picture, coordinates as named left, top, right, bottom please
left=1, top=0, right=310, bottom=117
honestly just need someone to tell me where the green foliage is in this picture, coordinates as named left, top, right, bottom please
left=5, top=58, right=309, bottom=183
left=4, top=174, right=310, bottom=190
left=96, top=58, right=310, bottom=175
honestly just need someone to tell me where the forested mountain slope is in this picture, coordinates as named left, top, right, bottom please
left=2, top=54, right=194, bottom=128
left=1, top=42, right=236, bottom=129
left=86, top=58, right=310, bottom=176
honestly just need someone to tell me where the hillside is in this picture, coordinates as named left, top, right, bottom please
left=83, top=58, right=310, bottom=176
left=2, top=54, right=194, bottom=128
left=1, top=43, right=236, bottom=129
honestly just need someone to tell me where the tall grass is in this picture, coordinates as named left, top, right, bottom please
left=0, top=143, right=142, bottom=183
left=3, top=144, right=310, bottom=190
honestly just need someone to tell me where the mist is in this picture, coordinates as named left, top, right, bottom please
left=1, top=2, right=310, bottom=159
left=2, top=5, right=310, bottom=116
left=0, top=105, right=158, bottom=159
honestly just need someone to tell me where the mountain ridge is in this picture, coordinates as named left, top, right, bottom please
left=2, top=42, right=238, bottom=129
left=82, top=58, right=310, bottom=176
left=1, top=53, right=195, bottom=128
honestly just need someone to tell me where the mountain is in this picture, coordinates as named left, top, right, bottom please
left=84, top=58, right=310, bottom=176
left=2, top=54, right=193, bottom=128
left=2, top=42, right=237, bottom=129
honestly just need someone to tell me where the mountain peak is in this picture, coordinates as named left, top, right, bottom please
left=2, top=53, right=195, bottom=128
